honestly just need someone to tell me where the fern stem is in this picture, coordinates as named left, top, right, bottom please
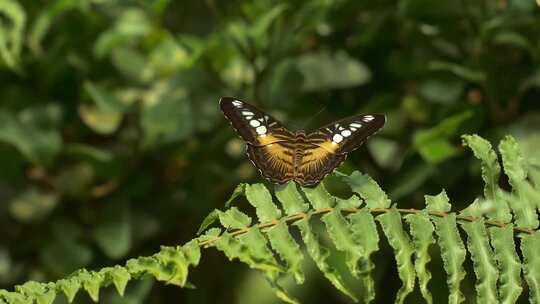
left=198, top=207, right=535, bottom=247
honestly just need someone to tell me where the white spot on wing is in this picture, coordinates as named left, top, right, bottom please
left=341, top=130, right=352, bottom=137
left=246, top=116, right=253, bottom=120
left=250, top=120, right=261, bottom=127
left=332, top=134, right=343, bottom=143
left=232, top=100, right=243, bottom=107
left=242, top=111, right=254, bottom=116
left=363, top=115, right=374, bottom=122
left=350, top=123, right=362, bottom=128
left=256, top=126, right=267, bottom=135
left=350, top=127, right=357, bottom=131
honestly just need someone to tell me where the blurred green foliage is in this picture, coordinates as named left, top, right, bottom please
left=1, top=0, right=540, bottom=303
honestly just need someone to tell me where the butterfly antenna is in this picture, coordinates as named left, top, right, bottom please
left=298, top=106, right=327, bottom=130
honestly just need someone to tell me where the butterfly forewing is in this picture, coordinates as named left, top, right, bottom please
left=219, top=97, right=289, bottom=146
left=311, top=114, right=386, bottom=154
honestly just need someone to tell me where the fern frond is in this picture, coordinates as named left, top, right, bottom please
left=404, top=211, right=434, bottom=304
left=4, top=134, right=540, bottom=304
left=0, top=242, right=199, bottom=304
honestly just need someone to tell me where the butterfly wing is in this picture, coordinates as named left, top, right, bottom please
left=311, top=114, right=386, bottom=154
left=295, top=142, right=347, bottom=187
left=297, top=114, right=386, bottom=186
left=220, top=97, right=289, bottom=146
left=220, top=97, right=295, bottom=183
left=246, top=143, right=295, bottom=184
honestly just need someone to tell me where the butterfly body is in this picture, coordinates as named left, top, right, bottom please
left=220, top=97, right=385, bottom=187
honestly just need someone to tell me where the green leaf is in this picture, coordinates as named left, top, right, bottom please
left=297, top=51, right=371, bottom=91
left=245, top=184, right=282, bottom=222
left=84, top=82, right=129, bottom=114
left=321, top=209, right=365, bottom=278
left=141, top=85, right=193, bottom=149
left=414, top=111, right=473, bottom=164
left=77, top=270, right=104, bottom=302
left=294, top=218, right=358, bottom=302
left=80, top=82, right=129, bottom=133
left=56, top=277, right=81, bottom=303
left=367, top=137, right=401, bottom=169
left=459, top=210, right=498, bottom=303
left=488, top=226, right=522, bottom=303
left=425, top=190, right=452, bottom=213
left=225, top=183, right=246, bottom=208
left=154, top=249, right=184, bottom=285
left=376, top=209, right=416, bottom=304
left=0, top=104, right=62, bottom=165
left=126, top=244, right=200, bottom=288
left=266, top=221, right=305, bottom=283
left=335, top=195, right=362, bottom=209
left=500, top=136, right=539, bottom=229
left=274, top=182, right=309, bottom=215
left=302, top=183, right=335, bottom=209
left=197, top=209, right=220, bottom=235
left=419, top=77, right=465, bottom=104
left=426, top=192, right=466, bottom=304
left=520, top=231, right=540, bottom=304
left=8, top=188, right=58, bottom=223
left=215, top=231, right=282, bottom=273
left=63, top=143, right=115, bottom=164
left=14, top=282, right=55, bottom=304
left=28, top=0, right=86, bottom=55
left=93, top=200, right=132, bottom=259
left=0, top=290, right=28, bottom=304
left=405, top=212, right=435, bottom=304
left=500, top=136, right=527, bottom=187
left=462, top=134, right=511, bottom=222
left=218, top=207, right=252, bottom=230
left=347, top=210, right=379, bottom=303
left=198, top=227, right=221, bottom=243
left=100, top=266, right=131, bottom=296
left=492, top=31, right=532, bottom=51
left=338, top=171, right=391, bottom=208
left=250, top=4, right=288, bottom=39
left=111, top=47, right=149, bottom=82
left=428, top=61, right=486, bottom=83
left=0, top=0, right=26, bottom=70
left=94, top=8, right=151, bottom=57
left=238, top=228, right=281, bottom=270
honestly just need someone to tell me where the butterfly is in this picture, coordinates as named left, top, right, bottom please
left=220, top=97, right=386, bottom=187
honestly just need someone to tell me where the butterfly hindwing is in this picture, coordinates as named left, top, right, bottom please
left=296, top=141, right=347, bottom=187
left=246, top=143, right=295, bottom=184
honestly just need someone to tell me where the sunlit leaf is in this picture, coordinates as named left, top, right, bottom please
left=297, top=51, right=371, bottom=91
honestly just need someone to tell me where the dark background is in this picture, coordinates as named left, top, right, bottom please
left=1, top=0, right=539, bottom=303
